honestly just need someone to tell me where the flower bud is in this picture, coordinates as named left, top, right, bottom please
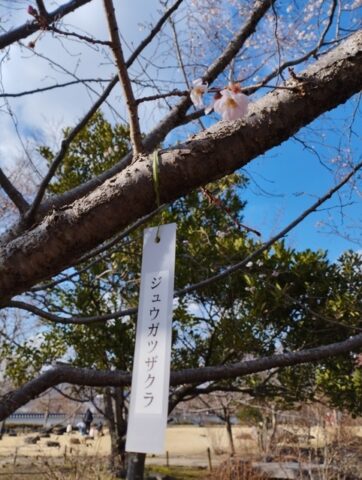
left=27, top=5, right=38, bottom=16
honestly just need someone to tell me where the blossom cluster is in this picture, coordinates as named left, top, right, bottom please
left=190, top=79, right=249, bottom=121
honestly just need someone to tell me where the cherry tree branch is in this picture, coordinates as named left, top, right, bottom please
left=103, top=0, right=143, bottom=155
left=22, top=0, right=274, bottom=222
left=30, top=205, right=164, bottom=292
left=35, top=0, right=49, bottom=20
left=136, top=89, right=188, bottom=104
left=8, top=159, right=362, bottom=323
left=0, top=331, right=361, bottom=420
left=0, top=0, right=93, bottom=50
left=246, top=0, right=338, bottom=95
left=17, top=0, right=184, bottom=226
left=142, top=0, right=277, bottom=151
left=0, top=31, right=361, bottom=302
left=0, top=168, right=29, bottom=214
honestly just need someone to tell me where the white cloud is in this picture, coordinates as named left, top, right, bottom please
left=0, top=0, right=165, bottom=172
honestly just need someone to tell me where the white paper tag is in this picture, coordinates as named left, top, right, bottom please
left=126, top=223, right=176, bottom=454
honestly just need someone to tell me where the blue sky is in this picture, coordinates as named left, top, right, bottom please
left=241, top=95, right=362, bottom=260
left=1, top=1, right=361, bottom=262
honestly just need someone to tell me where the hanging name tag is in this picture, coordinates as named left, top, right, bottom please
left=126, top=223, right=176, bottom=454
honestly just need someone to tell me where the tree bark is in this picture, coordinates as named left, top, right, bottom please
left=0, top=0, right=92, bottom=50
left=126, top=453, right=146, bottom=480
left=104, top=387, right=129, bottom=476
left=225, top=414, right=235, bottom=456
left=0, top=331, right=361, bottom=421
left=0, top=31, right=361, bottom=302
left=114, top=387, right=128, bottom=470
left=104, top=387, right=118, bottom=471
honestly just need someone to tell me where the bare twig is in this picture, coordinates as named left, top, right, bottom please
left=136, top=89, right=188, bottom=104
left=136, top=84, right=298, bottom=106
left=103, top=0, right=143, bottom=155
left=0, top=78, right=112, bottom=98
left=317, top=0, right=338, bottom=51
left=178, top=160, right=362, bottom=296
left=0, top=168, right=29, bottom=214
left=201, top=187, right=261, bottom=236
left=169, top=15, right=206, bottom=131
left=24, top=76, right=119, bottom=226
left=48, top=26, right=111, bottom=46
left=7, top=300, right=136, bottom=325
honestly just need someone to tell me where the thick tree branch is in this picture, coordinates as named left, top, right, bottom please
left=35, top=0, right=48, bottom=17
left=11, top=159, right=361, bottom=324
left=0, top=31, right=361, bottom=302
left=0, top=0, right=92, bottom=50
left=30, top=205, right=164, bottom=292
left=0, top=331, right=361, bottom=420
left=29, top=158, right=362, bottom=310
left=0, top=168, right=29, bottom=214
left=103, top=0, right=143, bottom=155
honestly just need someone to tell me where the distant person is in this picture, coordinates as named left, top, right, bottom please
left=76, top=421, right=86, bottom=435
left=96, top=421, right=103, bottom=436
left=66, top=423, right=72, bottom=434
left=83, top=409, right=93, bottom=434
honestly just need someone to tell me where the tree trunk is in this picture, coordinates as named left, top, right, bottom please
left=126, top=452, right=146, bottom=480
left=114, top=387, right=128, bottom=470
left=269, top=407, right=278, bottom=450
left=104, top=387, right=118, bottom=471
left=225, top=415, right=235, bottom=456
left=0, top=420, right=5, bottom=440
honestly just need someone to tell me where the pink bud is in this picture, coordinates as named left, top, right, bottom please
left=28, top=41, right=36, bottom=49
left=27, top=5, right=38, bottom=16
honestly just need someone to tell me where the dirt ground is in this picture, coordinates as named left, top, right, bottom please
left=0, top=425, right=361, bottom=468
left=0, top=426, right=256, bottom=462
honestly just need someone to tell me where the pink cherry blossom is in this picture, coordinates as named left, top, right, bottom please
left=214, top=83, right=249, bottom=121
left=190, top=78, right=208, bottom=108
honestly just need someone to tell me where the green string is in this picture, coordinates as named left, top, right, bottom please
left=152, top=150, right=161, bottom=243
left=152, top=150, right=161, bottom=208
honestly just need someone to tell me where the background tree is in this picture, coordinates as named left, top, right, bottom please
left=2, top=112, right=361, bottom=474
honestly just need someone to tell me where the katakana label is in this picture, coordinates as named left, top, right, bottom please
left=126, top=223, right=176, bottom=454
